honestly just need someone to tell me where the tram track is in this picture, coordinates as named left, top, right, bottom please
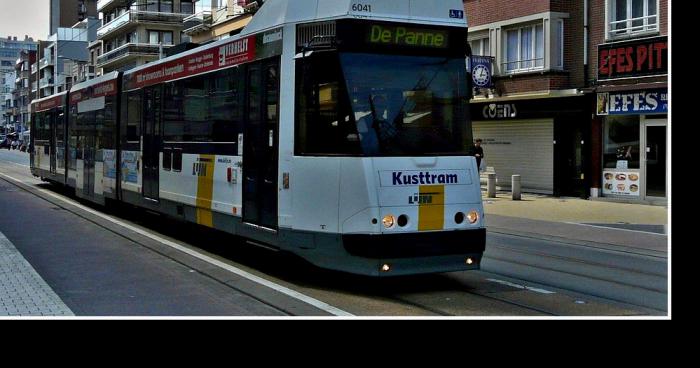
left=0, top=156, right=662, bottom=317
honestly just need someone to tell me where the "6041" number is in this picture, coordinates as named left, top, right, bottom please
left=351, top=3, right=372, bottom=12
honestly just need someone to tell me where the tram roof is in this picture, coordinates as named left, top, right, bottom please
left=70, top=71, right=119, bottom=95
left=242, top=0, right=468, bottom=36
left=124, top=0, right=468, bottom=79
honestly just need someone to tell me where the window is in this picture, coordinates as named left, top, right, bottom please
left=148, top=30, right=174, bottom=45
left=160, top=0, right=173, bottom=13
left=469, top=37, right=490, bottom=56
left=554, top=20, right=564, bottom=69
left=162, top=69, right=244, bottom=143
left=181, top=0, right=194, bottom=14
left=126, top=91, right=141, bottom=142
left=609, top=0, right=658, bottom=38
left=504, top=23, right=544, bottom=72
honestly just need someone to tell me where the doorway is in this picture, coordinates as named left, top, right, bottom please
left=644, top=120, right=667, bottom=198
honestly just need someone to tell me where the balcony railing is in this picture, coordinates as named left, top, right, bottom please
left=40, top=56, right=54, bottom=69
left=39, top=77, right=54, bottom=89
left=97, top=0, right=130, bottom=13
left=97, top=43, right=171, bottom=68
left=31, top=81, right=37, bottom=92
left=609, top=14, right=659, bottom=38
left=502, top=57, right=545, bottom=75
left=98, top=10, right=190, bottom=39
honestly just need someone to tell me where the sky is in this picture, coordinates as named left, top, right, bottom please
left=0, top=0, right=50, bottom=41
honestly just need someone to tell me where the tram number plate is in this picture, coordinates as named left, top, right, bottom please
left=352, top=3, right=372, bottom=12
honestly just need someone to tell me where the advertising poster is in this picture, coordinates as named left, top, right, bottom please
left=603, top=171, right=640, bottom=196
left=121, top=151, right=139, bottom=183
left=103, top=149, right=117, bottom=179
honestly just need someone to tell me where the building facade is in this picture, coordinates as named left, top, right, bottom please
left=96, top=0, right=195, bottom=73
left=50, top=0, right=98, bottom=35
left=464, top=0, right=589, bottom=197
left=182, top=0, right=254, bottom=44
left=1, top=36, right=37, bottom=134
left=7, top=50, right=37, bottom=133
left=37, top=18, right=100, bottom=99
left=588, top=0, right=668, bottom=204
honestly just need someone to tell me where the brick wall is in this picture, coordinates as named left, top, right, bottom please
left=588, top=0, right=668, bottom=86
left=465, top=0, right=550, bottom=27
left=465, top=0, right=586, bottom=93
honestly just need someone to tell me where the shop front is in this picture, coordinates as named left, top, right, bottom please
left=596, top=88, right=668, bottom=201
left=471, top=95, right=590, bottom=197
left=594, top=35, right=668, bottom=202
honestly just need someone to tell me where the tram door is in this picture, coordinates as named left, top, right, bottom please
left=243, top=60, right=280, bottom=229
left=49, top=111, right=57, bottom=174
left=142, top=86, right=162, bottom=201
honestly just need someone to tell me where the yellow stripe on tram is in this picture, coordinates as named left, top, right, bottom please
left=418, top=185, right=445, bottom=231
left=196, top=154, right=215, bottom=228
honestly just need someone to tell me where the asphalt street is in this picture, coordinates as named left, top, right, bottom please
left=0, top=149, right=668, bottom=317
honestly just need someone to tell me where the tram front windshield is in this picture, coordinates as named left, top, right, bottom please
left=296, top=52, right=473, bottom=157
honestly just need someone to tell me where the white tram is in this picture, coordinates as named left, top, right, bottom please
left=31, top=0, right=485, bottom=276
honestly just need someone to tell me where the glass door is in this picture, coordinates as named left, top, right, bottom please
left=644, top=122, right=667, bottom=198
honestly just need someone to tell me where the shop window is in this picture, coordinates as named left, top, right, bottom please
left=603, top=116, right=640, bottom=169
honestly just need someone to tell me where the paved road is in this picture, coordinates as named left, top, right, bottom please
left=0, top=150, right=668, bottom=317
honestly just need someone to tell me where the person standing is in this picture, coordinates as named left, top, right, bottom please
left=469, top=138, right=485, bottom=170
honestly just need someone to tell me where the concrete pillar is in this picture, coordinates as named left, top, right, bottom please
left=487, top=173, right=496, bottom=198
left=512, top=175, right=521, bottom=200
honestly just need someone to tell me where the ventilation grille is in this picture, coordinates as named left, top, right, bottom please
left=296, top=21, right=336, bottom=48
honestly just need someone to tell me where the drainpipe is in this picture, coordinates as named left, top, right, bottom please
left=583, top=0, right=589, bottom=87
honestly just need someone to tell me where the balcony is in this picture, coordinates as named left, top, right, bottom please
left=98, top=10, right=190, bottom=39
left=183, top=10, right=213, bottom=35
left=97, top=0, right=131, bottom=13
left=39, top=76, right=54, bottom=89
left=40, top=56, right=54, bottom=70
left=97, top=43, right=172, bottom=70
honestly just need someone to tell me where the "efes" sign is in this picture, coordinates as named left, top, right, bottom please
left=597, top=89, right=668, bottom=116
left=598, top=36, right=667, bottom=80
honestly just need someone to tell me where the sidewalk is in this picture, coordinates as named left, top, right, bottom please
left=482, top=191, right=669, bottom=256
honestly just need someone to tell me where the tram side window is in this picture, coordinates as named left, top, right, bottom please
left=163, top=69, right=244, bottom=143
left=295, top=52, right=361, bottom=156
left=210, top=68, right=243, bottom=143
left=126, top=91, right=141, bottom=142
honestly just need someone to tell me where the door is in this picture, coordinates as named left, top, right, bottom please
left=645, top=124, right=667, bottom=198
left=243, top=59, right=280, bottom=229
left=143, top=87, right=162, bottom=201
left=50, top=111, right=57, bottom=174
left=83, top=131, right=95, bottom=196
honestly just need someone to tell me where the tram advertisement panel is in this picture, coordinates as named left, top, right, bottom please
left=125, top=28, right=283, bottom=91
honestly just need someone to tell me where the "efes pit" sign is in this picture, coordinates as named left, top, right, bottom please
left=598, top=36, right=667, bottom=80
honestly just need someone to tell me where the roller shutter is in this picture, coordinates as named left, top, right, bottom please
left=472, top=119, right=554, bottom=194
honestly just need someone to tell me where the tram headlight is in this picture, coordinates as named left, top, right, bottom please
left=382, top=215, right=395, bottom=228
left=467, top=211, right=479, bottom=224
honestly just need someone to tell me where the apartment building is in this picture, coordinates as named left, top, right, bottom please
left=1, top=36, right=37, bottom=132
left=7, top=50, right=37, bottom=132
left=36, top=18, right=100, bottom=98
left=182, top=0, right=255, bottom=44
left=51, top=0, right=99, bottom=35
left=96, top=0, right=196, bottom=73
left=588, top=0, right=668, bottom=203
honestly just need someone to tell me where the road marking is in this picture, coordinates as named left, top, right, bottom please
left=564, top=222, right=667, bottom=236
left=0, top=171, right=354, bottom=317
left=486, top=278, right=556, bottom=294
left=0, top=158, right=30, bottom=168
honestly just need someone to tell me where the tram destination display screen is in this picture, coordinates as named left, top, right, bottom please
left=336, top=20, right=467, bottom=57
left=368, top=24, right=448, bottom=49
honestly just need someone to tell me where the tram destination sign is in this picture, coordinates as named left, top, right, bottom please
left=368, top=24, right=449, bottom=49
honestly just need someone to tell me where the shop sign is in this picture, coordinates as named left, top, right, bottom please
left=598, top=36, right=667, bottom=80
left=603, top=170, right=640, bottom=197
left=596, top=89, right=667, bottom=116
left=482, top=103, right=517, bottom=119
left=468, top=56, right=494, bottom=88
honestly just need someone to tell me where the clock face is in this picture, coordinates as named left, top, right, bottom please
left=472, top=64, right=491, bottom=87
